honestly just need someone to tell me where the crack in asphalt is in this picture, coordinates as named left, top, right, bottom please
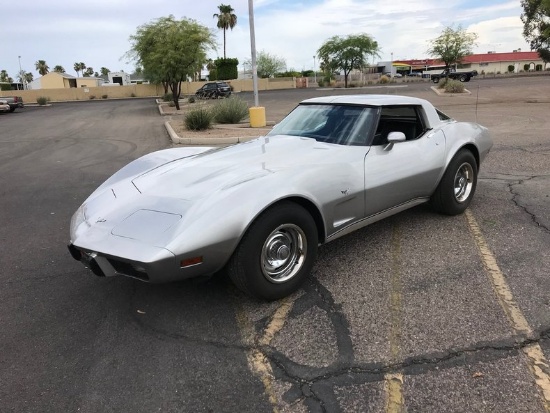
left=254, top=274, right=550, bottom=411
left=507, top=178, right=550, bottom=233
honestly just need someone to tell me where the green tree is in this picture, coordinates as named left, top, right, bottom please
left=127, top=15, right=215, bottom=110
left=317, top=34, right=380, bottom=88
left=427, top=25, right=478, bottom=69
left=100, top=67, right=110, bottom=76
left=83, top=67, right=94, bottom=77
left=247, top=51, right=286, bottom=78
left=24, top=72, right=34, bottom=83
left=521, top=0, right=550, bottom=62
left=74, top=62, right=86, bottom=77
left=35, top=60, right=50, bottom=76
left=0, top=69, right=9, bottom=82
left=213, top=4, right=237, bottom=59
left=53, top=65, right=65, bottom=73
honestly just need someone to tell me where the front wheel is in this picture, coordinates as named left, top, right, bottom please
left=227, top=202, right=318, bottom=301
left=432, top=77, right=439, bottom=84
left=459, top=74, right=468, bottom=82
left=431, top=150, right=478, bottom=215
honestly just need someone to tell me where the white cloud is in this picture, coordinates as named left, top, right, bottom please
left=0, top=0, right=531, bottom=79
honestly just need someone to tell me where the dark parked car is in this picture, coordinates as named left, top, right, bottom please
left=195, top=82, right=232, bottom=99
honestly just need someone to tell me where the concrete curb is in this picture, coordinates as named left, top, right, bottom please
left=430, top=85, right=471, bottom=96
left=164, top=121, right=265, bottom=145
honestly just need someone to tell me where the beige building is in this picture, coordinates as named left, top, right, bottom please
left=394, top=51, right=549, bottom=75
left=29, top=72, right=103, bottom=89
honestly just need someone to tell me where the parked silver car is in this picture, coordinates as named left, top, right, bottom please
left=68, top=95, right=492, bottom=300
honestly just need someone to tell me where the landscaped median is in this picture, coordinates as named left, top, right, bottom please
left=159, top=98, right=273, bottom=145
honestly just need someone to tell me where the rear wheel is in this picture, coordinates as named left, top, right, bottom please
left=459, top=74, right=468, bottom=82
left=227, top=202, right=318, bottom=301
left=431, top=150, right=478, bottom=215
left=432, top=77, right=439, bottom=84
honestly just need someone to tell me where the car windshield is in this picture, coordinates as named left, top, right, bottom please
left=267, top=104, right=377, bottom=146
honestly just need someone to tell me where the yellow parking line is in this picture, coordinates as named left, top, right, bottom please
left=234, top=296, right=295, bottom=413
left=385, top=225, right=405, bottom=413
left=465, top=209, right=550, bottom=411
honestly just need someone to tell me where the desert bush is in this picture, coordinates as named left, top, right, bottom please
left=437, top=78, right=449, bottom=89
left=444, top=79, right=465, bottom=93
left=89, top=95, right=96, bottom=100
left=524, top=64, right=530, bottom=71
left=36, top=96, right=48, bottom=105
left=211, top=97, right=249, bottom=124
left=185, top=106, right=213, bottom=130
left=188, top=96, right=196, bottom=103
left=130, top=92, right=136, bottom=97
left=162, top=92, right=173, bottom=102
left=508, top=65, right=515, bottom=73
left=168, top=101, right=175, bottom=107
left=317, top=79, right=325, bottom=87
left=102, top=94, right=108, bottom=99
left=379, top=75, right=390, bottom=84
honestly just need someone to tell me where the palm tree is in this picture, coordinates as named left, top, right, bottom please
left=73, top=62, right=86, bottom=77
left=100, top=67, right=110, bottom=76
left=0, top=69, right=8, bottom=82
left=35, top=60, right=50, bottom=76
left=24, top=72, right=34, bottom=83
left=213, top=4, right=237, bottom=59
left=53, top=65, right=65, bottom=73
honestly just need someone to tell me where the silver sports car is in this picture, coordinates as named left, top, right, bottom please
left=68, top=95, right=492, bottom=300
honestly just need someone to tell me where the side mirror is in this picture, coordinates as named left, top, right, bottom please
left=384, top=131, right=406, bottom=151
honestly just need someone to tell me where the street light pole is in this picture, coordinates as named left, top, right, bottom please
left=248, top=0, right=259, bottom=107
left=313, top=55, right=316, bottom=83
left=18, top=55, right=24, bottom=90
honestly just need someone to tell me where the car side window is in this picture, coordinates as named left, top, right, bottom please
left=372, top=105, right=426, bottom=146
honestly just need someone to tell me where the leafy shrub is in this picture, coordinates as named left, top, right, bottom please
left=437, top=78, right=449, bottom=89
left=188, top=96, right=196, bottom=103
left=536, top=64, right=543, bottom=71
left=89, top=95, right=96, bottom=100
left=349, top=83, right=357, bottom=88
left=211, top=97, right=249, bottom=124
left=524, top=64, right=530, bottom=71
left=130, top=92, right=136, bottom=97
left=508, top=65, right=515, bottom=73
left=36, top=96, right=48, bottom=105
left=317, top=79, right=325, bottom=87
left=185, top=106, right=213, bottom=130
left=379, top=75, right=390, bottom=84
left=444, top=79, right=465, bottom=93
left=102, top=94, right=108, bottom=99
left=168, top=101, right=175, bottom=107
left=162, top=92, right=173, bottom=102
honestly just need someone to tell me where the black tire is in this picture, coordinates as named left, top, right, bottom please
left=459, top=74, right=468, bottom=82
left=431, top=150, right=478, bottom=215
left=227, top=202, right=318, bottom=301
left=432, top=77, right=439, bottom=84
left=9, top=107, right=15, bottom=113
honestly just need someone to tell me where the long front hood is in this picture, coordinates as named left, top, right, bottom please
left=131, top=136, right=329, bottom=200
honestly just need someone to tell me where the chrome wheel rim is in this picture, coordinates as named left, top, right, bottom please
left=454, top=162, right=474, bottom=202
left=261, top=224, right=306, bottom=283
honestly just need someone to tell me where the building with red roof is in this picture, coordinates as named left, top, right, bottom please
left=391, top=51, right=548, bottom=75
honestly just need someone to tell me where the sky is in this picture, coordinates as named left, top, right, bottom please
left=1, top=0, right=531, bottom=80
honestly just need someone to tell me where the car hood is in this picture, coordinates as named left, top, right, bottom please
left=131, top=135, right=339, bottom=200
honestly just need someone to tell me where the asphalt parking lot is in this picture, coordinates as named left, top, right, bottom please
left=1, top=75, right=549, bottom=412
